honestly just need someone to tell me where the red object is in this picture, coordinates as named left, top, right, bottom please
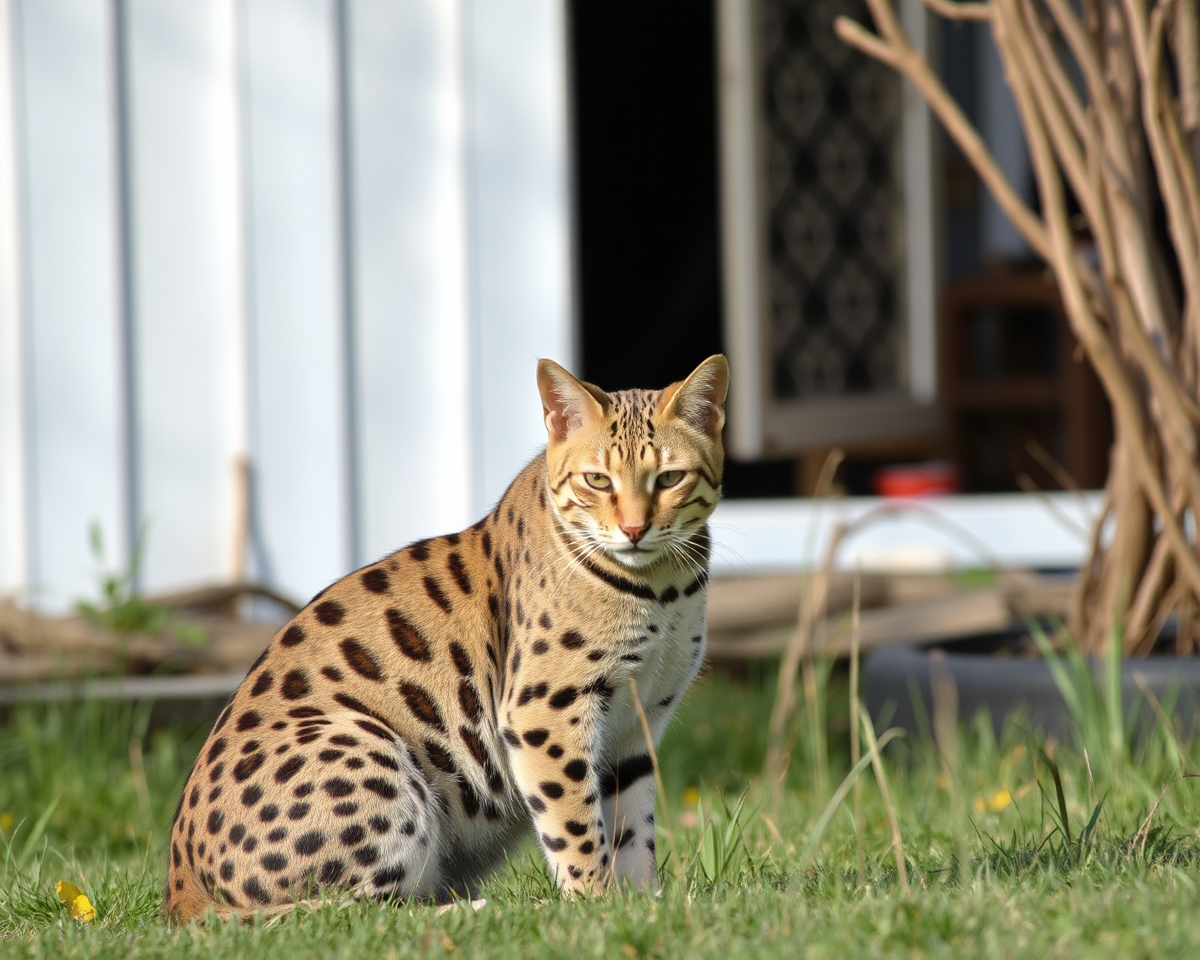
left=873, top=462, right=961, bottom=498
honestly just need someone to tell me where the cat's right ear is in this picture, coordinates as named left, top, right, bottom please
left=536, top=360, right=610, bottom=442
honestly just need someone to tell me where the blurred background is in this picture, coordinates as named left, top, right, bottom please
left=0, top=0, right=1108, bottom=613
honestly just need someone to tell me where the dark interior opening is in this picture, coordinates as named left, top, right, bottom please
left=567, top=0, right=796, bottom=498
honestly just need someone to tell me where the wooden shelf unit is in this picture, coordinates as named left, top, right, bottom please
left=940, top=271, right=1111, bottom=492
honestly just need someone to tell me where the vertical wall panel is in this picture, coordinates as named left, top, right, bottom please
left=0, top=1, right=27, bottom=598
left=349, top=0, right=472, bottom=562
left=17, top=0, right=127, bottom=609
left=466, top=0, right=573, bottom=515
left=125, top=0, right=246, bottom=594
left=242, top=0, right=350, bottom=599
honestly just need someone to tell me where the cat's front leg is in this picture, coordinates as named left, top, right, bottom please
left=501, top=702, right=612, bottom=895
left=601, top=751, right=660, bottom=891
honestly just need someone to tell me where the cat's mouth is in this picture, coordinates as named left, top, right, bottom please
left=606, top=542, right=660, bottom=568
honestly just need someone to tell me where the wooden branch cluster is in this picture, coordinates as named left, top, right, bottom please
left=837, top=0, right=1200, bottom=653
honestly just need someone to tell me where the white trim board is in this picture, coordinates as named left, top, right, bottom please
left=708, top=492, right=1105, bottom=576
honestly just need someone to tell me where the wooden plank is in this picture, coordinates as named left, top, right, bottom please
left=706, top=573, right=891, bottom=633
left=707, top=588, right=1013, bottom=661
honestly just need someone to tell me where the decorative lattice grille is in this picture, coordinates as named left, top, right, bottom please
left=762, top=0, right=904, bottom=400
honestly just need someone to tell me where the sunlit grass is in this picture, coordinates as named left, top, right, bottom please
left=1, top=662, right=1199, bottom=957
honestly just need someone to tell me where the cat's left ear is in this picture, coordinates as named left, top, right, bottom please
left=537, top=359, right=611, bottom=442
left=660, top=355, right=729, bottom=439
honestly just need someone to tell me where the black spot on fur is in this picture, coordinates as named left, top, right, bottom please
left=481, top=530, right=493, bottom=558
left=242, top=876, right=271, bottom=904
left=321, top=665, right=344, bottom=682
left=522, top=728, right=549, bottom=747
left=280, top=624, right=306, bottom=647
left=323, top=777, right=355, bottom=797
left=287, top=802, right=310, bottom=820
left=448, top=641, right=473, bottom=677
left=517, top=683, right=549, bottom=706
left=362, top=778, right=398, bottom=800
left=564, top=759, right=588, bottom=782
left=547, top=744, right=564, bottom=759
left=502, top=728, right=521, bottom=748
left=332, top=801, right=359, bottom=817
left=275, top=755, right=307, bottom=784
left=352, top=845, right=380, bottom=867
left=229, top=823, right=247, bottom=845
left=600, top=754, right=654, bottom=797
left=425, top=739, right=458, bottom=773
left=386, top=609, right=433, bottom=662
left=373, top=864, right=407, bottom=888
left=240, top=785, right=263, bottom=810
left=281, top=670, right=311, bottom=700
left=314, top=599, right=346, bottom=625
left=659, top=585, right=679, bottom=604
left=565, top=820, right=588, bottom=836
left=367, top=750, right=400, bottom=772
left=542, top=834, right=569, bottom=852
left=260, top=852, right=288, bottom=873
left=527, top=794, right=547, bottom=813
left=423, top=576, right=452, bottom=613
left=540, top=781, right=564, bottom=799
left=560, top=630, right=586, bottom=650
left=548, top=686, right=578, bottom=709
left=361, top=567, right=390, bottom=593
left=319, top=859, right=345, bottom=885
left=398, top=681, right=446, bottom=730
left=458, top=681, right=482, bottom=723
left=447, top=552, right=473, bottom=595
left=236, top=710, right=262, bottom=732
left=207, top=737, right=228, bottom=764
left=250, top=671, right=273, bottom=696
left=206, top=810, right=225, bottom=835
left=409, top=538, right=432, bottom=561
left=340, top=637, right=384, bottom=681
left=259, top=803, right=280, bottom=823
left=293, top=831, right=326, bottom=856
left=233, top=752, right=266, bottom=783
left=329, top=733, right=361, bottom=747
left=369, top=815, right=391, bottom=834
left=532, top=639, right=549, bottom=655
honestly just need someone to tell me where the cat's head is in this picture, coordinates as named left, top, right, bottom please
left=536, top=356, right=728, bottom=570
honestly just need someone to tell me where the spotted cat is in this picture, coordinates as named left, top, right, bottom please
left=164, top=355, right=729, bottom=920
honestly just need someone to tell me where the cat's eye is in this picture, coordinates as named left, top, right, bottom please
left=655, top=470, right=685, bottom=489
left=584, top=473, right=611, bottom=490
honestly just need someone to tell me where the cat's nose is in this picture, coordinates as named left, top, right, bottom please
left=620, top=522, right=650, bottom=544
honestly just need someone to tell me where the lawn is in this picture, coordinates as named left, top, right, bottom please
left=2, top=661, right=1199, bottom=959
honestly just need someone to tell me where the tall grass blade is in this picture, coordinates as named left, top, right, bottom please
left=797, top=727, right=904, bottom=871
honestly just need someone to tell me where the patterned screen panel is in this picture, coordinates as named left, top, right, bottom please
left=762, top=0, right=903, bottom=401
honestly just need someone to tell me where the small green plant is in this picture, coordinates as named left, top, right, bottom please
left=687, top=790, right=768, bottom=886
left=75, top=521, right=207, bottom=647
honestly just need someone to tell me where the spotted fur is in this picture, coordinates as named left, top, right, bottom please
left=164, top=355, right=728, bottom=921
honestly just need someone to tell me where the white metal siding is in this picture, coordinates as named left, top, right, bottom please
left=0, top=0, right=573, bottom=613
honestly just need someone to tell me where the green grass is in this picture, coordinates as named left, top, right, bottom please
left=2, top=662, right=1200, bottom=958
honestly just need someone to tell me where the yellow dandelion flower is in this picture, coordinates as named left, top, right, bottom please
left=682, top=788, right=700, bottom=809
left=972, top=788, right=1014, bottom=813
left=55, top=880, right=96, bottom=922
left=936, top=771, right=950, bottom=790
left=0, top=812, right=13, bottom=831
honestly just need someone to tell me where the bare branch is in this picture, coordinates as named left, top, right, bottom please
left=834, top=11, right=1052, bottom=260
left=919, top=0, right=992, bottom=21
